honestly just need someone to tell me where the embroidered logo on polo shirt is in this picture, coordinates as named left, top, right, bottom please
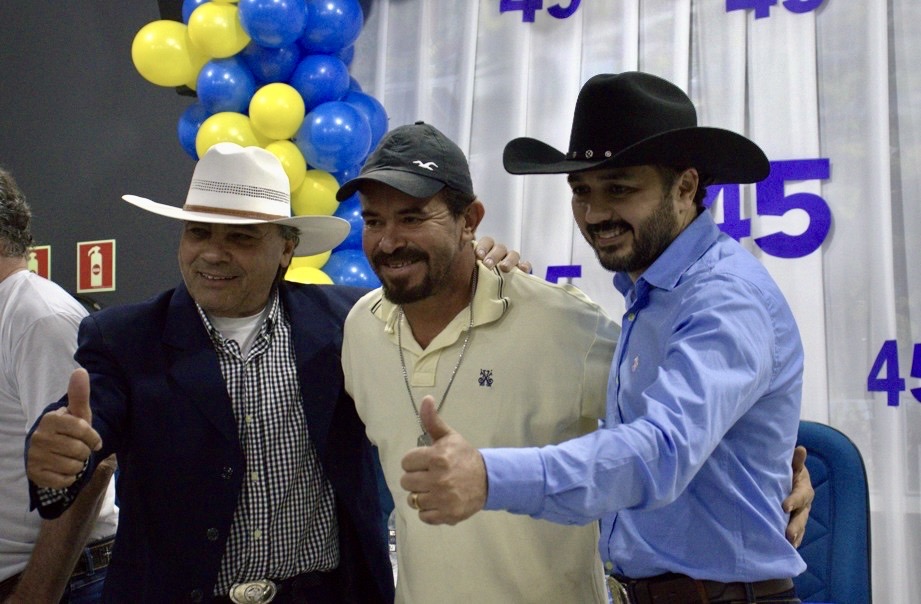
left=631, top=355, right=640, bottom=372
left=478, top=369, right=493, bottom=387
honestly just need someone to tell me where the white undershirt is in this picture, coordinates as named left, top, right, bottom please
left=208, top=306, right=269, bottom=356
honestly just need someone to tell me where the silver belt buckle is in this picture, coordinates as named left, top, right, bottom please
left=606, top=575, right=629, bottom=604
left=228, top=580, right=278, bottom=604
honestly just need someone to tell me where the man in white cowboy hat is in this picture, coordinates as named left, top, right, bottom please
left=400, top=72, right=808, bottom=603
left=22, top=143, right=393, bottom=603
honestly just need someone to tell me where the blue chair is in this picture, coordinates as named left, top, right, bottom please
left=793, top=421, right=872, bottom=603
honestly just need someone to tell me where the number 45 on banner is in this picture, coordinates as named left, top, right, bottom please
left=726, top=0, right=826, bottom=20
left=499, top=0, right=581, bottom=23
left=867, top=340, right=921, bottom=407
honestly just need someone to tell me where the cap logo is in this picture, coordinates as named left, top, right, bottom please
left=413, top=160, right=438, bottom=171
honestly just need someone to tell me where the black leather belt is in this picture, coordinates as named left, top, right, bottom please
left=0, top=537, right=115, bottom=599
left=0, top=574, right=19, bottom=599
left=609, top=573, right=797, bottom=604
left=72, top=537, right=115, bottom=577
left=214, top=570, right=338, bottom=604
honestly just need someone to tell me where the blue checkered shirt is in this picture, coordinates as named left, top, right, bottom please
left=201, top=292, right=339, bottom=594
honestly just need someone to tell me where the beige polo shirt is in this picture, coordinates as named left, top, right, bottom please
left=343, top=262, right=619, bottom=604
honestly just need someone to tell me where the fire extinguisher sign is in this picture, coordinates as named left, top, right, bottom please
left=77, top=239, right=116, bottom=293
left=28, top=245, right=51, bottom=279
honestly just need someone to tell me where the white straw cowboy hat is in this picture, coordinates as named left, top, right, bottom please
left=123, top=142, right=350, bottom=256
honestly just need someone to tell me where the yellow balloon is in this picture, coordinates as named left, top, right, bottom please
left=131, top=20, right=205, bottom=87
left=187, top=3, right=250, bottom=59
left=250, top=83, right=306, bottom=141
left=290, top=251, right=331, bottom=270
left=284, top=266, right=334, bottom=285
left=184, top=51, right=210, bottom=91
left=291, top=170, right=340, bottom=216
left=265, top=140, right=307, bottom=191
left=195, top=112, right=262, bottom=158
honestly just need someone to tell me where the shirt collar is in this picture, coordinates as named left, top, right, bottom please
left=196, top=288, right=280, bottom=346
left=372, top=261, right=510, bottom=337
left=614, top=210, right=720, bottom=297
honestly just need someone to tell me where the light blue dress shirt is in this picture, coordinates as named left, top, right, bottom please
left=482, top=211, right=806, bottom=581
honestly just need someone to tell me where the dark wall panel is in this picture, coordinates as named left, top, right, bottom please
left=1, top=3, right=196, bottom=308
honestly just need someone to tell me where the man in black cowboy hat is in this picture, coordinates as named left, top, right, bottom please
left=338, top=121, right=620, bottom=603
left=401, top=72, right=807, bottom=603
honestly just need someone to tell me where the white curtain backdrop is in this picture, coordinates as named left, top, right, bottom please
left=351, top=1, right=919, bottom=600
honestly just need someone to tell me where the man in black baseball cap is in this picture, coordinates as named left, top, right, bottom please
left=338, top=121, right=622, bottom=603
left=338, top=121, right=483, bottom=306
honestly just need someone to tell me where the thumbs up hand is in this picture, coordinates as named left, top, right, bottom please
left=64, top=367, right=95, bottom=424
left=27, top=368, right=103, bottom=489
left=399, top=396, right=487, bottom=525
left=417, top=394, right=453, bottom=443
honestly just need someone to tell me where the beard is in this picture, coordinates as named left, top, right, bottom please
left=371, top=249, right=452, bottom=305
left=586, top=193, right=680, bottom=274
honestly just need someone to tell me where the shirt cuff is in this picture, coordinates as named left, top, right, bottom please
left=33, top=458, right=88, bottom=511
left=481, top=447, right=545, bottom=515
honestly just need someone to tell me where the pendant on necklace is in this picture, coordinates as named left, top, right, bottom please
left=417, top=432, right=433, bottom=447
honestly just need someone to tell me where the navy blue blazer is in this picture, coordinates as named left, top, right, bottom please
left=29, top=282, right=392, bottom=603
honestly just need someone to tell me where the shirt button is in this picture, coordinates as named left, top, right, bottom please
left=206, top=528, right=219, bottom=541
left=627, top=312, right=635, bottom=321
left=253, top=529, right=263, bottom=540
left=605, top=561, right=614, bottom=571
left=250, top=471, right=259, bottom=482
left=245, top=414, right=253, bottom=424
left=221, top=467, right=233, bottom=480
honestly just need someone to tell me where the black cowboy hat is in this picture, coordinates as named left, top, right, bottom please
left=503, top=72, right=770, bottom=184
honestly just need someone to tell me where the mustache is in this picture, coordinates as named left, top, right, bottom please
left=371, top=250, right=428, bottom=266
left=586, top=220, right=630, bottom=237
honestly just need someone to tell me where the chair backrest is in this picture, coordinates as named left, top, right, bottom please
left=793, top=421, right=872, bottom=603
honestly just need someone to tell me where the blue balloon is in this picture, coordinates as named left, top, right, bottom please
left=301, top=0, right=364, bottom=54
left=344, top=90, right=388, bottom=152
left=332, top=163, right=363, bottom=185
left=348, top=76, right=363, bottom=92
left=177, top=102, right=213, bottom=160
left=296, top=101, right=371, bottom=172
left=181, top=0, right=209, bottom=23
left=323, top=249, right=380, bottom=287
left=238, top=0, right=308, bottom=48
left=196, top=58, right=258, bottom=114
left=332, top=195, right=363, bottom=250
left=289, top=54, right=350, bottom=110
left=240, top=41, right=303, bottom=84
left=336, top=44, right=355, bottom=67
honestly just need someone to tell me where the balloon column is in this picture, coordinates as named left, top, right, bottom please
left=131, top=0, right=386, bottom=288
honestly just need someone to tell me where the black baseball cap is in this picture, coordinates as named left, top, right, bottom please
left=336, top=121, right=474, bottom=201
